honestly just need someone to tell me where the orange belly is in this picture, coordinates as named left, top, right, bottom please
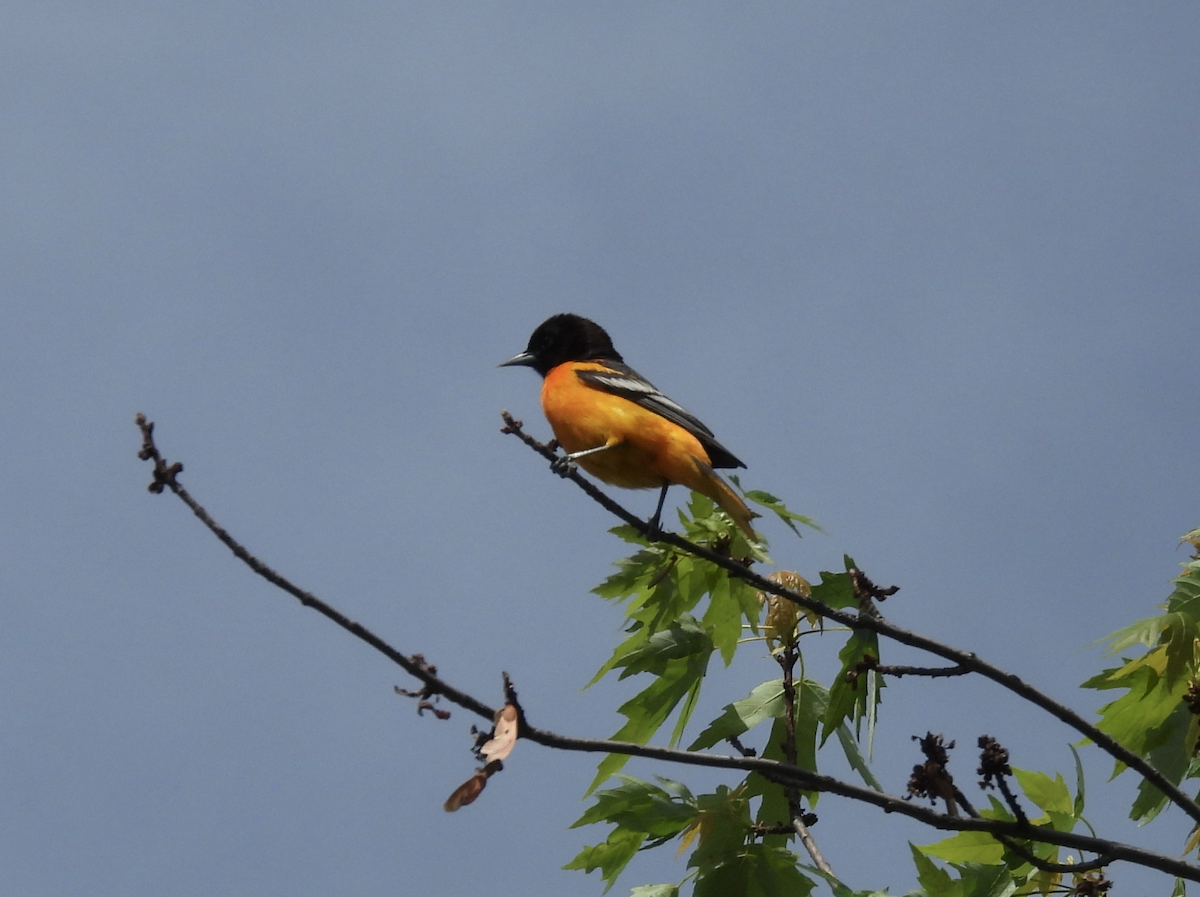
left=540, top=363, right=712, bottom=491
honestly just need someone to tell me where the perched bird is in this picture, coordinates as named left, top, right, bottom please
left=501, top=313, right=755, bottom=539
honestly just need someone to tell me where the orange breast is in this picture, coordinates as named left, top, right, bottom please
left=540, top=363, right=713, bottom=491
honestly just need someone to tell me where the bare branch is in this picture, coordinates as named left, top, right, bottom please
left=792, top=811, right=833, bottom=877
left=136, top=414, right=497, bottom=724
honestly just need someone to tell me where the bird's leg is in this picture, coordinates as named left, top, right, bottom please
left=550, top=441, right=616, bottom=476
left=646, top=483, right=671, bottom=541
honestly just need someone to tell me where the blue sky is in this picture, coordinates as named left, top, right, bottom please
left=1, top=4, right=1197, bottom=895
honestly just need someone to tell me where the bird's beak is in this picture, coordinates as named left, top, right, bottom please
left=499, top=351, right=537, bottom=368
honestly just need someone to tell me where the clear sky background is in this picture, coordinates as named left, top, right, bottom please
left=1, top=4, right=1197, bottom=895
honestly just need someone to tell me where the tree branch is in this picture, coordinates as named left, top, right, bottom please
left=133, top=415, right=1200, bottom=884
left=518, top=726, right=1199, bottom=882
left=874, top=663, right=971, bottom=678
left=498, top=412, right=1200, bottom=827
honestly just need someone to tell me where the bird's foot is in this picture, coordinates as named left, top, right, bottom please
left=550, top=454, right=576, bottom=477
left=644, top=515, right=665, bottom=542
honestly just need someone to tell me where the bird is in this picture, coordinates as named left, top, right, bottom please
left=501, top=313, right=756, bottom=540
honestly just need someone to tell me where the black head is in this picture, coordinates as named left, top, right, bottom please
left=499, top=313, right=623, bottom=377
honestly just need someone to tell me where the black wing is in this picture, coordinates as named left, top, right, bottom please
left=576, top=362, right=746, bottom=470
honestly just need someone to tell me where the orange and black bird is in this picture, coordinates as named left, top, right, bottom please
left=501, top=313, right=756, bottom=540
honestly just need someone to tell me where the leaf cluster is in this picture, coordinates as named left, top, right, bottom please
left=915, top=761, right=1090, bottom=896
left=568, top=494, right=891, bottom=894
left=1083, top=532, right=1200, bottom=831
left=566, top=498, right=1200, bottom=894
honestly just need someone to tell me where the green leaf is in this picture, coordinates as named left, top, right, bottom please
left=1092, top=570, right=1200, bottom=691
left=738, top=678, right=832, bottom=832
left=669, top=673, right=704, bottom=748
left=1013, top=769, right=1073, bottom=817
left=703, top=573, right=744, bottom=667
left=571, top=775, right=698, bottom=838
left=909, top=843, right=961, bottom=897
left=919, top=801, right=1014, bottom=866
left=792, top=680, right=824, bottom=781
left=592, top=544, right=709, bottom=643
left=730, top=575, right=763, bottom=637
left=1166, top=572, right=1200, bottom=616
left=746, top=770, right=793, bottom=846
left=689, top=679, right=787, bottom=750
left=639, top=566, right=693, bottom=637
left=563, top=826, right=646, bottom=894
left=1085, top=576, right=1200, bottom=825
left=1069, top=744, right=1086, bottom=819
left=568, top=777, right=700, bottom=893
left=652, top=776, right=696, bottom=803
left=612, top=617, right=712, bottom=680
left=822, top=627, right=882, bottom=744
left=593, top=545, right=670, bottom=602
left=809, top=569, right=857, bottom=611
left=589, top=641, right=713, bottom=791
left=817, top=880, right=892, bottom=897
left=1131, top=701, right=1194, bottom=823
left=698, top=676, right=864, bottom=814
left=628, top=886, right=680, bottom=897
left=1088, top=650, right=1188, bottom=759
left=946, top=863, right=1016, bottom=897
left=589, top=627, right=657, bottom=688
left=736, top=479, right=822, bottom=539
left=737, top=482, right=809, bottom=531
left=655, top=556, right=713, bottom=632
left=834, top=722, right=884, bottom=792
left=608, top=522, right=655, bottom=546
left=589, top=614, right=710, bottom=688
left=686, top=785, right=754, bottom=869
left=692, top=843, right=815, bottom=897
left=919, top=829, right=1006, bottom=866
left=742, top=715, right=807, bottom=835
left=1094, top=615, right=1168, bottom=655
left=677, top=490, right=767, bottom=559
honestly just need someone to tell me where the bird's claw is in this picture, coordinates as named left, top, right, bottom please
left=550, top=455, right=576, bottom=477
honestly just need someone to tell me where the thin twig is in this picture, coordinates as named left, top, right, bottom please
left=792, top=810, right=830, bottom=877
left=792, top=812, right=833, bottom=877
left=136, top=414, right=496, bottom=722
left=727, top=735, right=756, bottom=758
left=775, top=642, right=833, bottom=875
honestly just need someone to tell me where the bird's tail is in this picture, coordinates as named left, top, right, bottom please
left=690, top=457, right=757, bottom=541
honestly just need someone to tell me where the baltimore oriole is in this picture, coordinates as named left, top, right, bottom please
left=501, top=313, right=756, bottom=540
